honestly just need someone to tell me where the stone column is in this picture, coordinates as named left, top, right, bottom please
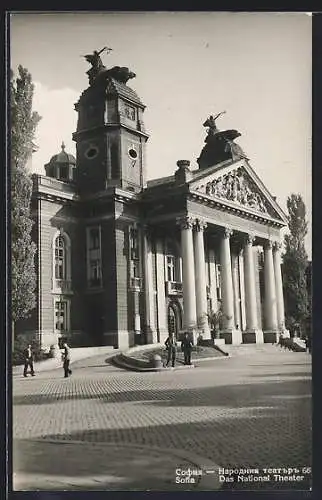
left=155, top=238, right=168, bottom=343
left=208, top=247, right=218, bottom=314
left=264, top=239, right=278, bottom=341
left=273, top=241, right=285, bottom=332
left=193, top=219, right=210, bottom=338
left=238, top=250, right=247, bottom=331
left=219, top=228, right=236, bottom=342
left=243, top=234, right=263, bottom=343
left=177, top=216, right=197, bottom=335
left=142, top=227, right=157, bottom=344
left=231, top=252, right=241, bottom=330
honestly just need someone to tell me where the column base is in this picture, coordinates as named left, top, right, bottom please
left=145, top=328, right=158, bottom=345
left=220, top=329, right=243, bottom=345
left=263, top=330, right=279, bottom=344
left=242, top=329, right=264, bottom=344
left=158, top=328, right=169, bottom=346
left=103, top=330, right=131, bottom=350
left=197, top=323, right=211, bottom=340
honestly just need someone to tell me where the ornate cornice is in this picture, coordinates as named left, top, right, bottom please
left=188, top=191, right=286, bottom=228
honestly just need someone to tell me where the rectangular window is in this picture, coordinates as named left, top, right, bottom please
left=59, top=165, right=68, bottom=180
left=166, top=255, right=175, bottom=282
left=89, top=228, right=100, bottom=250
left=216, top=264, right=222, bottom=300
left=129, top=226, right=140, bottom=279
left=55, top=300, right=68, bottom=332
left=86, top=226, right=102, bottom=287
left=55, top=258, right=64, bottom=279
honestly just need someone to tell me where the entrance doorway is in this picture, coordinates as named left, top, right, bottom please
left=167, top=302, right=182, bottom=340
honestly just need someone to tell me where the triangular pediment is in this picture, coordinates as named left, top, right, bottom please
left=189, top=159, right=287, bottom=224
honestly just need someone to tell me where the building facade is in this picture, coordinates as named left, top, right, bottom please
left=17, top=57, right=288, bottom=350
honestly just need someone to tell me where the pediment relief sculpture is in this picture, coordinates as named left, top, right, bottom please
left=194, top=167, right=273, bottom=215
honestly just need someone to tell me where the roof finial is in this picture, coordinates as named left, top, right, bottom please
left=61, top=141, right=66, bottom=151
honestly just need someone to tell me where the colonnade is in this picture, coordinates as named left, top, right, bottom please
left=177, top=216, right=285, bottom=343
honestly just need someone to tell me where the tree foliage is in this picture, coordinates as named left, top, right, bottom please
left=282, top=194, right=309, bottom=335
left=11, top=65, right=41, bottom=322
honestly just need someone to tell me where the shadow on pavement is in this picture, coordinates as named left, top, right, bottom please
left=13, top=403, right=311, bottom=491
left=13, top=377, right=311, bottom=409
left=13, top=440, right=194, bottom=491
left=13, top=370, right=312, bottom=491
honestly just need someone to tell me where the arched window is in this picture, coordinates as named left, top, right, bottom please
left=52, top=230, right=72, bottom=293
left=55, top=235, right=66, bottom=279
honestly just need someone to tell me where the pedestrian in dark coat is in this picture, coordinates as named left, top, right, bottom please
left=165, top=333, right=176, bottom=367
left=23, top=344, right=35, bottom=377
left=62, top=342, right=72, bottom=378
left=181, top=332, right=193, bottom=365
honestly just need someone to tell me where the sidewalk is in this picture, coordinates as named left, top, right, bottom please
left=13, top=439, right=221, bottom=491
left=12, top=346, right=117, bottom=375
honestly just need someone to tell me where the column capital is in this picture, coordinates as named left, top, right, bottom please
left=273, top=240, right=282, bottom=252
left=176, top=215, right=195, bottom=230
left=245, top=233, right=255, bottom=246
left=264, top=239, right=274, bottom=250
left=195, top=218, right=207, bottom=232
left=223, top=226, right=233, bottom=239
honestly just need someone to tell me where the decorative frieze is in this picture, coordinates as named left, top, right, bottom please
left=203, top=167, right=269, bottom=213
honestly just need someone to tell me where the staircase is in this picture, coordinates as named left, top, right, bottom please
left=220, top=343, right=279, bottom=356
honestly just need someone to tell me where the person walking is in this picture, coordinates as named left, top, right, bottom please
left=165, top=332, right=176, bottom=368
left=23, top=344, right=35, bottom=377
left=181, top=332, right=193, bottom=365
left=62, top=342, right=72, bottom=378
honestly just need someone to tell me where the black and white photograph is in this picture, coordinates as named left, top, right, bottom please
left=9, top=11, right=312, bottom=491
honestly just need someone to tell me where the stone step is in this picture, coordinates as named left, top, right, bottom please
left=221, top=344, right=278, bottom=356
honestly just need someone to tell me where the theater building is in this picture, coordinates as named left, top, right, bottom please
left=18, top=57, right=288, bottom=350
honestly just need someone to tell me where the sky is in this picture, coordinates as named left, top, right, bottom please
left=10, top=12, right=312, bottom=256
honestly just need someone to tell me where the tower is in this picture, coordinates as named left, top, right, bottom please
left=73, top=54, right=149, bottom=195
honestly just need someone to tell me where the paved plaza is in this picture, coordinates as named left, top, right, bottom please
left=12, top=346, right=312, bottom=491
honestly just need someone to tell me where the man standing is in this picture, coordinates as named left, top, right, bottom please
left=181, top=332, right=193, bottom=365
left=62, top=342, right=72, bottom=378
left=23, top=344, right=35, bottom=377
left=165, top=332, right=177, bottom=368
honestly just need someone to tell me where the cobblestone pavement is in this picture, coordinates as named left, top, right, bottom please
left=12, top=347, right=312, bottom=491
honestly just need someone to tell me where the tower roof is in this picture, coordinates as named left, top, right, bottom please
left=47, top=142, right=76, bottom=165
left=108, top=77, right=145, bottom=108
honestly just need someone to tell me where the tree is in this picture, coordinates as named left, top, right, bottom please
left=11, top=66, right=41, bottom=332
left=208, top=307, right=223, bottom=340
left=282, top=194, right=309, bottom=337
